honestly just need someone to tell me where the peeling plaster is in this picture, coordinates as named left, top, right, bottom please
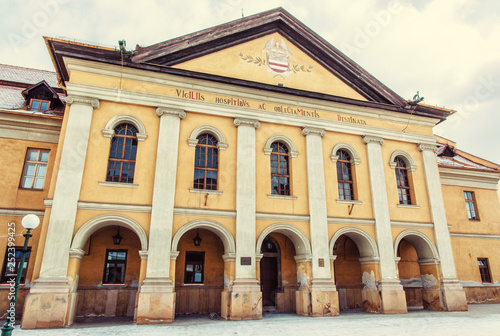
left=421, top=274, right=439, bottom=289
left=362, top=271, right=377, bottom=290
left=297, top=264, right=310, bottom=290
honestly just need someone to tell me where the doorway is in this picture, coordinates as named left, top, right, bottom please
left=260, top=236, right=280, bottom=308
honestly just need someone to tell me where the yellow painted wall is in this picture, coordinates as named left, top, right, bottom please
left=256, top=122, right=308, bottom=214
left=323, top=132, right=373, bottom=219
left=78, top=226, right=141, bottom=287
left=79, top=102, right=159, bottom=205
left=451, top=237, right=499, bottom=283
left=442, top=185, right=500, bottom=234
left=0, top=137, right=58, bottom=210
left=175, top=112, right=237, bottom=211
left=383, top=140, right=432, bottom=223
left=173, top=33, right=367, bottom=101
left=174, top=229, right=224, bottom=287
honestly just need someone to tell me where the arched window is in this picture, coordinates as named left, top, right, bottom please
left=106, top=123, right=138, bottom=183
left=270, top=142, right=290, bottom=196
left=336, top=149, right=353, bottom=200
left=194, top=134, right=218, bottom=190
left=395, top=157, right=411, bottom=205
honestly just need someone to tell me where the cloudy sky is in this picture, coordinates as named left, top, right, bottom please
left=1, top=0, right=499, bottom=164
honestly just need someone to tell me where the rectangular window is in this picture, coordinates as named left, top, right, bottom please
left=102, top=249, right=127, bottom=284
left=184, top=251, right=204, bottom=284
left=20, top=149, right=49, bottom=190
left=464, top=191, right=479, bottom=220
left=29, top=99, right=51, bottom=112
left=1, top=247, right=31, bottom=284
left=478, top=258, right=492, bottom=283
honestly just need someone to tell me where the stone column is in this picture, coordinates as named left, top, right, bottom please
left=136, top=107, right=185, bottom=324
left=229, top=118, right=262, bottom=320
left=221, top=253, right=236, bottom=319
left=362, top=135, right=407, bottom=314
left=22, top=96, right=99, bottom=329
left=301, top=127, right=339, bottom=317
left=418, top=143, right=468, bottom=311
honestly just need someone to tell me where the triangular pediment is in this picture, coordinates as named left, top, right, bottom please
left=172, top=33, right=367, bottom=100
left=132, top=8, right=404, bottom=105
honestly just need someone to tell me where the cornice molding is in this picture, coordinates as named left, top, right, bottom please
left=77, top=201, right=152, bottom=213
left=233, top=118, right=260, bottom=129
left=0, top=208, right=45, bottom=217
left=301, top=126, right=325, bottom=137
left=362, top=135, right=385, bottom=146
left=0, top=112, right=62, bottom=143
left=439, top=167, right=500, bottom=190
left=156, top=107, right=186, bottom=119
left=66, top=95, right=100, bottom=109
left=450, top=232, right=500, bottom=240
left=64, top=81, right=437, bottom=145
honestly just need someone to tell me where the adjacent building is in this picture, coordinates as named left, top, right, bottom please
left=0, top=8, right=498, bottom=329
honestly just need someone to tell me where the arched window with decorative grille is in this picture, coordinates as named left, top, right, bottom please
left=106, top=123, right=138, bottom=183
left=336, top=149, right=354, bottom=200
left=194, top=134, right=218, bottom=190
left=395, top=157, right=412, bottom=205
left=270, top=142, right=290, bottom=196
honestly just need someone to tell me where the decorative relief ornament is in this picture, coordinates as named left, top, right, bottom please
left=239, top=37, right=313, bottom=77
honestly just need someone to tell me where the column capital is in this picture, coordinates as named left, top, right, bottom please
left=301, top=127, right=325, bottom=137
left=362, top=135, right=385, bottom=145
left=223, top=253, right=237, bottom=262
left=169, top=251, right=179, bottom=260
left=68, top=248, right=85, bottom=260
left=234, top=118, right=260, bottom=129
left=418, top=257, right=440, bottom=266
left=156, top=107, right=186, bottom=119
left=294, top=254, right=313, bottom=263
left=139, top=250, right=149, bottom=260
left=66, top=95, right=100, bottom=109
left=418, top=143, right=439, bottom=153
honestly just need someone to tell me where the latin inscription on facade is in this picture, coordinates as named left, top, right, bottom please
left=175, top=88, right=367, bottom=125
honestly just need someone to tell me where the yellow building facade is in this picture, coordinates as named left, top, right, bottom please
left=1, top=8, right=499, bottom=329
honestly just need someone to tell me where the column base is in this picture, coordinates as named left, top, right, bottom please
left=295, top=290, right=310, bottom=316
left=440, top=279, right=468, bottom=311
left=227, top=279, right=262, bottom=320
left=362, top=289, right=382, bottom=313
left=308, top=279, right=339, bottom=317
left=378, top=279, right=407, bottom=314
left=21, top=277, right=75, bottom=329
left=136, top=278, right=176, bottom=324
left=422, top=289, right=444, bottom=311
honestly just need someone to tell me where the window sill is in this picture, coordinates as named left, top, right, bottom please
left=397, top=204, right=420, bottom=209
left=267, top=194, right=297, bottom=200
left=181, top=283, right=205, bottom=286
left=189, top=188, right=223, bottom=195
left=99, top=181, right=138, bottom=188
left=336, top=199, right=362, bottom=205
left=468, top=218, right=480, bottom=221
left=100, top=283, right=126, bottom=287
left=18, top=187, right=44, bottom=191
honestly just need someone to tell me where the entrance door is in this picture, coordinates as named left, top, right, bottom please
left=260, top=256, right=278, bottom=306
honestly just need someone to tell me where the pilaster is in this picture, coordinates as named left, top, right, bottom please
left=362, top=135, right=407, bottom=314
left=302, top=127, right=339, bottom=317
left=22, top=96, right=99, bottom=329
left=418, top=143, right=468, bottom=311
left=136, top=107, right=185, bottom=324
left=229, top=118, right=262, bottom=320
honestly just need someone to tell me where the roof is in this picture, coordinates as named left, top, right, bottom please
left=0, top=63, right=59, bottom=87
left=436, top=142, right=499, bottom=172
left=0, top=64, right=65, bottom=114
left=45, top=8, right=450, bottom=121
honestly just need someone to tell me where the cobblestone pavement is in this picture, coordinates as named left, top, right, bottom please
left=8, top=304, right=500, bottom=336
